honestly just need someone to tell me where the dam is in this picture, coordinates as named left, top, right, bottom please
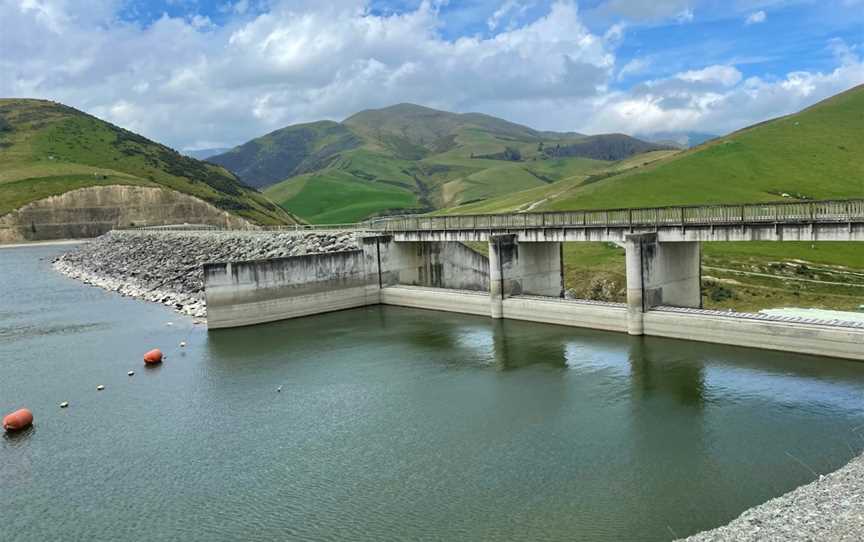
left=201, top=199, right=864, bottom=361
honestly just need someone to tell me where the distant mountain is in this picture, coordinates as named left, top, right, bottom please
left=0, top=99, right=296, bottom=226
left=637, top=131, right=717, bottom=149
left=185, top=147, right=230, bottom=160
left=209, top=121, right=361, bottom=189
left=210, top=103, right=672, bottom=223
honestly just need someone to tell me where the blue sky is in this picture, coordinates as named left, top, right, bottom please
left=2, top=0, right=862, bottom=149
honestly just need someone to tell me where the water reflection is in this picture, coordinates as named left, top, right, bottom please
left=628, top=338, right=706, bottom=408
left=491, top=319, right=568, bottom=371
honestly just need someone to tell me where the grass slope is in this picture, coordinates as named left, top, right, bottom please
left=542, top=84, right=864, bottom=211
left=0, top=99, right=296, bottom=224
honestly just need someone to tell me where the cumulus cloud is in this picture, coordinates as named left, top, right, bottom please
left=745, top=10, right=767, bottom=25
left=580, top=42, right=864, bottom=135
left=677, top=65, right=743, bottom=87
left=0, top=0, right=862, bottom=150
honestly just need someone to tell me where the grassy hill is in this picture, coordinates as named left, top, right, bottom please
left=0, top=99, right=296, bottom=225
left=207, top=103, right=673, bottom=223
left=545, top=84, right=864, bottom=212
left=445, top=85, right=864, bottom=314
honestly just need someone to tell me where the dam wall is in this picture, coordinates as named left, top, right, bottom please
left=380, top=287, right=864, bottom=361
left=204, top=250, right=379, bottom=329
left=643, top=308, right=864, bottom=361
left=202, top=235, right=864, bottom=361
left=206, top=238, right=492, bottom=328
left=0, top=185, right=252, bottom=244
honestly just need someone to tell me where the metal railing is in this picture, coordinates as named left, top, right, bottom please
left=367, top=199, right=864, bottom=232
left=111, top=199, right=864, bottom=234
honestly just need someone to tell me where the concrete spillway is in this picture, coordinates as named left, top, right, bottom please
left=203, top=234, right=864, bottom=362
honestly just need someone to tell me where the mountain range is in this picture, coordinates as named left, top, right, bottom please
left=207, top=104, right=675, bottom=223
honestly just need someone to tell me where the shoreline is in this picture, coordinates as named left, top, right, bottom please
left=0, top=238, right=89, bottom=249
left=679, top=452, right=864, bottom=540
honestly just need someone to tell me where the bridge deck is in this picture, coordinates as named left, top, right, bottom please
left=120, top=198, right=864, bottom=242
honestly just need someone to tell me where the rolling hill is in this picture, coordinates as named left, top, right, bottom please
left=208, top=103, right=673, bottom=223
left=0, top=99, right=297, bottom=226
left=445, top=84, right=864, bottom=215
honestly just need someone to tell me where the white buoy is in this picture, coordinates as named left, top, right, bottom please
left=128, top=370, right=135, bottom=376
left=96, top=385, right=105, bottom=391
left=60, top=401, right=69, bottom=408
left=180, top=341, right=187, bottom=348
left=277, top=386, right=282, bottom=393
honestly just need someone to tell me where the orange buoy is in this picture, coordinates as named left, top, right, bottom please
left=3, top=408, right=34, bottom=432
left=144, top=349, right=163, bottom=365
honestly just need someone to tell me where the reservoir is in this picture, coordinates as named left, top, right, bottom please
left=3, top=245, right=864, bottom=541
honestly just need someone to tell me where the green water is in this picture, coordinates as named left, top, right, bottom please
left=3, top=245, right=864, bottom=541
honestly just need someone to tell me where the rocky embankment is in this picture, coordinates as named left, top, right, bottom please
left=680, top=453, right=864, bottom=541
left=53, top=230, right=359, bottom=319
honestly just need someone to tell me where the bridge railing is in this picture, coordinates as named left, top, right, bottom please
left=367, top=199, right=864, bottom=232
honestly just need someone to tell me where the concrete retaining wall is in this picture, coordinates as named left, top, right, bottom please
left=643, top=310, right=864, bottom=361
left=204, top=250, right=378, bottom=329
left=503, top=297, right=628, bottom=333
left=381, top=285, right=490, bottom=316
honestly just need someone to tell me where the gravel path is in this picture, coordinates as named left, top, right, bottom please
left=680, top=453, right=864, bottom=541
left=53, top=230, right=358, bottom=319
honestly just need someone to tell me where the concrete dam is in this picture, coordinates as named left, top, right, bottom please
left=202, top=199, right=864, bottom=361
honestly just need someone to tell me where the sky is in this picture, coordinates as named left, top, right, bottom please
left=1, top=0, right=862, bottom=151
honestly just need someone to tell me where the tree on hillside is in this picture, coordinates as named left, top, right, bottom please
left=503, top=146, right=522, bottom=161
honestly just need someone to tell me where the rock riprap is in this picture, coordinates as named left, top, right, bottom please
left=53, top=230, right=359, bottom=319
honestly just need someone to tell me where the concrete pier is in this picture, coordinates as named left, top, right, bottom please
left=625, top=233, right=701, bottom=335
left=487, top=234, right=564, bottom=319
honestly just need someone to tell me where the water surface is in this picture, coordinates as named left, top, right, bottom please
left=3, top=245, right=864, bottom=541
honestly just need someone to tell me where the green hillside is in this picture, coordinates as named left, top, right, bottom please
left=208, top=103, right=673, bottom=224
left=0, top=99, right=296, bottom=224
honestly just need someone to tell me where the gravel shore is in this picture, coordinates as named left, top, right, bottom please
left=680, top=453, right=864, bottom=541
left=53, top=230, right=358, bottom=319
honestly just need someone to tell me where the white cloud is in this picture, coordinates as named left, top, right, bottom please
left=487, top=0, right=533, bottom=31
left=677, top=65, right=743, bottom=87
left=581, top=42, right=864, bottom=135
left=1, top=0, right=862, bottom=151
left=745, top=10, right=767, bottom=25
left=675, top=8, right=694, bottom=23
left=618, top=57, right=649, bottom=80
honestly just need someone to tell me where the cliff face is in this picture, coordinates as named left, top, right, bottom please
left=0, top=185, right=254, bottom=243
